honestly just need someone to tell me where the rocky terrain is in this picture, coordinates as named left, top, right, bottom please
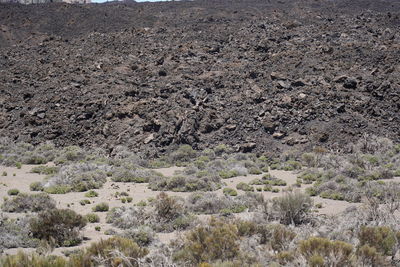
left=0, top=0, right=399, bottom=157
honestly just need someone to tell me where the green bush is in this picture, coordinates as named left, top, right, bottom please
left=78, top=236, right=148, bottom=267
left=79, top=199, right=91, bottom=206
left=85, top=213, right=100, bottom=223
left=84, top=190, right=98, bottom=198
left=272, top=191, right=312, bottom=225
left=30, top=209, right=86, bottom=247
left=154, top=192, right=182, bottom=221
left=299, top=237, right=353, bottom=266
left=7, top=189, right=19, bottom=196
left=30, top=182, right=44, bottom=191
left=219, top=170, right=239, bottom=179
left=31, top=165, right=58, bottom=175
left=174, top=218, right=240, bottom=264
left=170, top=145, right=197, bottom=163
left=2, top=193, right=56, bottom=212
left=15, top=162, right=22, bottom=169
left=92, top=203, right=109, bottom=212
left=223, top=187, right=238, bottom=196
left=356, top=244, right=388, bottom=266
left=0, top=251, right=68, bottom=267
left=236, top=182, right=254, bottom=192
left=269, top=224, right=296, bottom=252
left=358, top=226, right=398, bottom=256
left=44, top=185, right=72, bottom=194
left=111, top=168, right=163, bottom=183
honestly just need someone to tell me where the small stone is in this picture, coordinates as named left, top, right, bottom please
left=144, top=133, right=154, bottom=144
left=272, top=132, right=285, bottom=139
left=270, top=71, right=286, bottom=80
left=240, top=143, right=256, bottom=152
left=225, top=124, right=237, bottom=131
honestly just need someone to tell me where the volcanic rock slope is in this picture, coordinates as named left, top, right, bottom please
left=0, top=0, right=399, bottom=156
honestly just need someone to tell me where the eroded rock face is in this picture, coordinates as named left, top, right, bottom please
left=0, top=0, right=399, bottom=156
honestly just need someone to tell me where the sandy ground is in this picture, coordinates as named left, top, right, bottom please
left=0, top=164, right=392, bottom=256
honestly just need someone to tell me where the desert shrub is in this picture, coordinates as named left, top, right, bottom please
left=92, top=203, right=109, bottom=212
left=0, top=251, right=68, bottom=267
left=107, top=195, right=193, bottom=233
left=2, top=193, right=56, bottom=212
left=186, top=192, right=263, bottom=215
left=358, top=226, right=398, bottom=256
left=236, top=182, right=254, bottom=192
left=0, top=140, right=58, bottom=166
left=298, top=169, right=323, bottom=184
left=84, top=190, right=98, bottom=198
left=269, top=224, right=296, bottom=252
left=234, top=220, right=258, bottom=237
left=31, top=165, right=59, bottom=175
left=106, top=206, right=146, bottom=229
left=53, top=146, right=86, bottom=165
left=44, top=185, right=72, bottom=194
left=223, top=187, right=238, bottom=196
left=154, top=192, right=183, bottom=221
left=7, top=189, right=19, bottom=196
left=174, top=218, right=240, bottom=264
left=298, top=237, right=353, bottom=266
left=43, top=163, right=109, bottom=192
left=0, top=216, right=38, bottom=250
left=301, top=153, right=316, bottom=167
left=148, top=173, right=221, bottom=192
left=170, top=145, right=197, bottom=164
left=219, top=170, right=239, bottom=179
left=111, top=167, right=163, bottom=183
left=272, top=191, right=313, bottom=225
left=122, top=226, right=155, bottom=246
left=213, top=144, right=233, bottom=156
left=281, top=160, right=302, bottom=171
left=79, top=199, right=91, bottom=206
left=260, top=174, right=287, bottom=186
left=30, top=181, right=44, bottom=191
left=356, top=244, right=389, bottom=266
left=76, top=236, right=148, bottom=267
left=30, top=209, right=86, bottom=247
left=85, top=213, right=100, bottom=223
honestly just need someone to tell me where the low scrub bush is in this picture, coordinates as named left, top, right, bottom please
left=84, top=190, right=98, bottom=198
left=174, top=218, right=240, bottom=264
left=30, top=209, right=86, bottom=247
left=223, top=187, right=238, bottom=196
left=31, top=165, right=58, bottom=175
left=30, top=181, right=44, bottom=191
left=111, top=167, right=163, bottom=183
left=85, top=213, right=100, bottom=223
left=236, top=182, right=254, bottom=192
left=0, top=237, right=148, bottom=267
left=7, top=189, right=19, bottom=196
left=358, top=226, right=398, bottom=256
left=272, top=191, right=313, bottom=225
left=43, top=163, right=109, bottom=192
left=298, top=237, right=353, bottom=266
left=2, top=193, right=56, bottom=212
left=148, top=173, right=221, bottom=192
left=122, top=226, right=155, bottom=246
left=0, top=216, right=38, bottom=250
left=92, top=203, right=109, bottom=212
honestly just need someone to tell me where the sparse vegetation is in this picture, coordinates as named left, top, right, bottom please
left=92, top=203, right=109, bottom=212
left=30, top=209, right=86, bottom=247
left=2, top=193, right=56, bottom=212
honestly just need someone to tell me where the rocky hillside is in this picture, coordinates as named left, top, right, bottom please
left=0, top=0, right=399, bottom=156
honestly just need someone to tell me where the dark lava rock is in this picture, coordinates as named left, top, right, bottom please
left=0, top=0, right=399, bottom=156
